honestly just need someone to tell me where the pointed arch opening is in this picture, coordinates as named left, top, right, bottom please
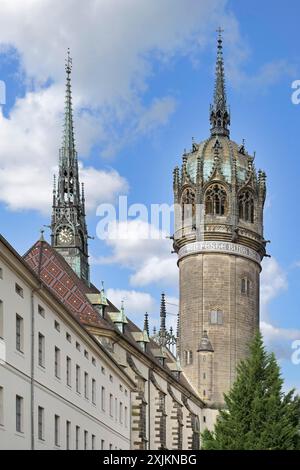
left=205, top=183, right=227, bottom=216
left=238, top=190, right=254, bottom=223
left=181, top=188, right=196, bottom=228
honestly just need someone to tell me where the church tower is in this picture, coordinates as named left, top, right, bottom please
left=173, top=30, right=267, bottom=408
left=51, top=50, right=90, bottom=283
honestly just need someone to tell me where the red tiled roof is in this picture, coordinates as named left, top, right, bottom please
left=24, top=240, right=110, bottom=328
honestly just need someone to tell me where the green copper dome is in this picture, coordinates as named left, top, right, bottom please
left=185, top=135, right=253, bottom=185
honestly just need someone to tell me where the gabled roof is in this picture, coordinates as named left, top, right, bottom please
left=24, top=239, right=111, bottom=329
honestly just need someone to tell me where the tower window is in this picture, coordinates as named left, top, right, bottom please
left=205, top=184, right=227, bottom=216
left=241, top=277, right=252, bottom=296
left=210, top=310, right=223, bottom=325
left=183, top=350, right=193, bottom=365
left=238, top=190, right=254, bottom=223
left=181, top=188, right=196, bottom=227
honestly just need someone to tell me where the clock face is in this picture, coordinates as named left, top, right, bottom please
left=57, top=226, right=74, bottom=245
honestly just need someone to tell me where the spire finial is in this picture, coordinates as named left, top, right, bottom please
left=210, top=28, right=230, bottom=138
left=160, top=292, right=166, bottom=332
left=39, top=229, right=45, bottom=242
left=144, top=312, right=150, bottom=337
left=61, top=48, right=76, bottom=156
left=65, top=48, right=72, bottom=75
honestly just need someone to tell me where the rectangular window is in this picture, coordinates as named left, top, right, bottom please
left=16, top=314, right=24, bottom=352
left=0, top=386, right=4, bottom=426
left=119, top=402, right=123, bottom=424
left=92, top=357, right=96, bottom=366
left=84, top=349, right=89, bottom=359
left=66, top=356, right=71, bottom=386
left=38, top=305, right=45, bottom=318
left=66, top=332, right=71, bottom=343
left=16, top=395, right=23, bottom=433
left=109, top=443, right=112, bottom=450
left=76, top=365, right=81, bottom=393
left=115, top=398, right=117, bottom=422
left=84, top=430, right=88, bottom=450
left=0, top=300, right=3, bottom=339
left=125, top=406, right=128, bottom=428
left=76, top=426, right=80, bottom=450
left=38, top=333, right=45, bottom=368
left=54, top=320, right=60, bottom=332
left=92, top=434, right=96, bottom=450
left=76, top=341, right=81, bottom=351
left=101, top=439, right=105, bottom=450
left=66, top=420, right=71, bottom=450
left=54, top=415, right=60, bottom=447
left=92, top=378, right=96, bottom=404
left=38, top=406, right=44, bottom=440
left=84, top=372, right=89, bottom=399
left=101, top=386, right=105, bottom=411
left=0, top=266, right=3, bottom=279
left=15, top=283, right=23, bottom=298
left=109, top=394, right=113, bottom=417
left=54, top=347, right=61, bottom=378
left=210, top=310, right=223, bottom=325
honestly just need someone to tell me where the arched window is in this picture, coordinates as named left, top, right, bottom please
left=239, top=190, right=254, bottom=223
left=205, top=184, right=227, bottom=216
left=181, top=188, right=196, bottom=226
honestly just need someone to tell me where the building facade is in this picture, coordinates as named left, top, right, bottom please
left=173, top=31, right=267, bottom=411
left=0, top=235, right=134, bottom=450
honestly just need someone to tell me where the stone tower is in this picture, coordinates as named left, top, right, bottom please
left=173, top=30, right=267, bottom=408
left=51, top=50, right=90, bottom=283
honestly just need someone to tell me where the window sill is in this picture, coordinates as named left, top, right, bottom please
left=15, top=349, right=24, bottom=358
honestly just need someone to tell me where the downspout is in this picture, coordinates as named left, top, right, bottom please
left=148, top=367, right=151, bottom=450
left=30, top=237, right=44, bottom=450
left=30, top=288, right=35, bottom=450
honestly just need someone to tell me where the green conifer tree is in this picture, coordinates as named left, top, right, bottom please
left=201, top=332, right=300, bottom=450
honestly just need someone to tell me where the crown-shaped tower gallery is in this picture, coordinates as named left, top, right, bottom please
left=173, top=30, right=267, bottom=409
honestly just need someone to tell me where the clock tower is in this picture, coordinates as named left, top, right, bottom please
left=51, top=50, right=90, bottom=284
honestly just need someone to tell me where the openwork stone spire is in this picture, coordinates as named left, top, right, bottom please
left=210, top=28, right=230, bottom=138
left=158, top=293, right=167, bottom=347
left=160, top=293, right=166, bottom=332
left=51, top=50, right=90, bottom=284
left=62, top=48, right=76, bottom=158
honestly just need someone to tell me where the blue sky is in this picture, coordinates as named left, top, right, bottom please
left=0, top=0, right=299, bottom=391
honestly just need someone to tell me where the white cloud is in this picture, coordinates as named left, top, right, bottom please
left=260, top=257, right=300, bottom=363
left=0, top=89, right=127, bottom=213
left=0, top=0, right=230, bottom=212
left=130, top=256, right=178, bottom=287
left=261, top=321, right=300, bottom=361
left=106, top=288, right=155, bottom=323
left=94, top=219, right=178, bottom=287
left=260, top=257, right=287, bottom=320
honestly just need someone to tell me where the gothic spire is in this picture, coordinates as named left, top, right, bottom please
left=210, top=28, right=230, bottom=138
left=62, top=48, right=76, bottom=159
left=143, top=312, right=150, bottom=337
left=160, top=292, right=166, bottom=332
left=51, top=50, right=90, bottom=284
left=158, top=293, right=167, bottom=347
